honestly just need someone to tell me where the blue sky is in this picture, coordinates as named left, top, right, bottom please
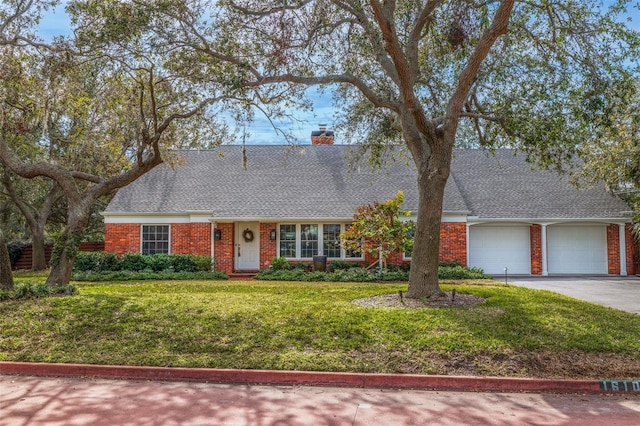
left=36, top=1, right=640, bottom=145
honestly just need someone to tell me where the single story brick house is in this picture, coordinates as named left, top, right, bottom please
left=103, top=137, right=635, bottom=276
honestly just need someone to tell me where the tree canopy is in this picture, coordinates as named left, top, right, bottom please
left=3, top=1, right=640, bottom=295
left=103, top=0, right=638, bottom=297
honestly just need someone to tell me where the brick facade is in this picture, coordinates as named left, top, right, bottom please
left=607, top=224, right=621, bottom=275
left=172, top=223, right=212, bottom=256
left=530, top=224, right=542, bottom=275
left=214, top=223, right=235, bottom=274
left=626, top=224, right=635, bottom=275
left=439, top=222, right=467, bottom=265
left=105, top=223, right=140, bottom=254
left=106, top=220, right=636, bottom=276
left=260, top=223, right=278, bottom=270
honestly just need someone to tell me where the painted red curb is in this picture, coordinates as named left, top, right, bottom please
left=0, top=361, right=609, bottom=394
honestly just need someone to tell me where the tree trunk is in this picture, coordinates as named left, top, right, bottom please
left=45, top=205, right=89, bottom=287
left=405, top=141, right=452, bottom=299
left=30, top=227, right=48, bottom=271
left=0, top=236, right=14, bottom=290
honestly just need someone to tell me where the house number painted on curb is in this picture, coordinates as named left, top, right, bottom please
left=600, top=380, right=640, bottom=392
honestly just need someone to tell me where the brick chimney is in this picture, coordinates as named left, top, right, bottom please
left=310, top=124, right=334, bottom=145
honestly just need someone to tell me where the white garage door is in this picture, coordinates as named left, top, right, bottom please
left=547, top=225, right=607, bottom=274
left=469, top=225, right=531, bottom=275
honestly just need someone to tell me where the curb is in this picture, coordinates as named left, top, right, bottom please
left=0, top=361, right=620, bottom=394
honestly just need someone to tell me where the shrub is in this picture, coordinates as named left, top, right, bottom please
left=327, top=261, right=362, bottom=272
left=75, top=252, right=121, bottom=272
left=73, top=252, right=216, bottom=274
left=121, top=253, right=147, bottom=272
left=193, top=255, right=213, bottom=272
left=290, top=262, right=313, bottom=272
left=72, top=270, right=229, bottom=282
left=256, top=264, right=488, bottom=282
left=270, top=257, right=291, bottom=270
left=171, top=254, right=199, bottom=272
left=439, top=265, right=488, bottom=280
left=144, top=253, right=170, bottom=272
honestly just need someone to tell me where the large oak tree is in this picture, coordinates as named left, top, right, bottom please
left=79, top=0, right=638, bottom=297
left=0, top=1, right=227, bottom=286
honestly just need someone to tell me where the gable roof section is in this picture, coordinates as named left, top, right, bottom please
left=104, top=145, right=468, bottom=219
left=450, top=149, right=631, bottom=219
left=103, top=146, right=631, bottom=221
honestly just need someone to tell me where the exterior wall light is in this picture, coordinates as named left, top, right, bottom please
left=214, top=229, right=222, bottom=241
left=270, top=229, right=277, bottom=241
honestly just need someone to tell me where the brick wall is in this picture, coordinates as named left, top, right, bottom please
left=260, top=223, right=278, bottom=269
left=214, top=223, right=235, bottom=274
left=105, top=223, right=140, bottom=254
left=439, top=222, right=467, bottom=265
left=530, top=224, right=542, bottom=275
left=606, top=223, right=636, bottom=276
left=607, top=224, right=620, bottom=275
left=626, top=224, right=635, bottom=275
left=172, top=223, right=211, bottom=256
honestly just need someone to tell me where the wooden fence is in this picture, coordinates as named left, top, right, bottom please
left=12, top=242, right=105, bottom=271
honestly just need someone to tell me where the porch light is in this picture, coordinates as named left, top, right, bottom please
left=270, top=229, right=277, bottom=240
left=214, top=229, right=222, bottom=240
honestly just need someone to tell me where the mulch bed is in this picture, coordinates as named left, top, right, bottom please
left=353, top=291, right=485, bottom=309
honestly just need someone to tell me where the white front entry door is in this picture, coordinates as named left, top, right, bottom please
left=235, top=222, right=260, bottom=271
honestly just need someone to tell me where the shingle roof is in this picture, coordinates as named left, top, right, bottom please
left=103, top=146, right=631, bottom=220
left=450, top=149, right=631, bottom=219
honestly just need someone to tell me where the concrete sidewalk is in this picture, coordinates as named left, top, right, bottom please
left=2, top=374, right=640, bottom=426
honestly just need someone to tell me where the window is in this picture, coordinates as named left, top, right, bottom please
left=142, top=225, right=169, bottom=254
left=301, top=224, right=318, bottom=258
left=278, top=223, right=363, bottom=259
left=323, top=224, right=341, bottom=258
left=279, top=224, right=296, bottom=258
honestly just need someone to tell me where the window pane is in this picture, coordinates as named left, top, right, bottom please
left=301, top=224, right=318, bottom=258
left=323, top=224, right=341, bottom=258
left=279, top=224, right=297, bottom=258
left=141, top=225, right=170, bottom=255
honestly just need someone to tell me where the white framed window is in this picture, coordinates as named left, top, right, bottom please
left=301, top=224, right=319, bottom=258
left=141, top=225, right=170, bottom=254
left=323, top=224, right=342, bottom=258
left=279, top=224, right=297, bottom=258
left=278, top=223, right=363, bottom=260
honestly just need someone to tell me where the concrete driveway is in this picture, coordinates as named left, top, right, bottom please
left=509, top=276, right=640, bottom=314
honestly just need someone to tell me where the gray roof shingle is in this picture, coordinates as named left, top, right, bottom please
left=450, top=149, right=631, bottom=219
left=103, top=146, right=630, bottom=220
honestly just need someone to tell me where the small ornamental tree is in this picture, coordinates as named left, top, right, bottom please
left=341, top=191, right=415, bottom=270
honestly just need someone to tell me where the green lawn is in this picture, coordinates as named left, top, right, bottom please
left=2, top=273, right=640, bottom=379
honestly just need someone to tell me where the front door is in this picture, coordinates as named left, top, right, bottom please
left=235, top=222, right=260, bottom=271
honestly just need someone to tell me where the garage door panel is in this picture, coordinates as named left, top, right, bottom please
left=469, top=226, right=531, bottom=275
left=547, top=225, right=606, bottom=274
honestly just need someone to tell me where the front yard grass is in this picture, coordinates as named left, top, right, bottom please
left=1, top=274, right=639, bottom=379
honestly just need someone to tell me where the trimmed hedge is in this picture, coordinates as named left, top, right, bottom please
left=74, top=252, right=215, bottom=273
left=72, top=270, right=229, bottom=282
left=255, top=264, right=489, bottom=282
